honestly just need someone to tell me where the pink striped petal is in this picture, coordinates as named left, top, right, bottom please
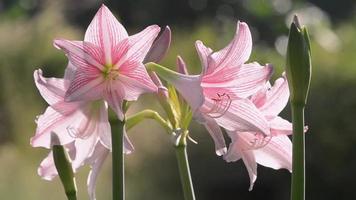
left=144, top=26, right=171, bottom=63
left=54, top=39, right=105, bottom=71
left=260, top=76, right=289, bottom=116
left=84, top=4, right=128, bottom=65
left=224, top=139, right=242, bottom=162
left=64, top=62, right=76, bottom=82
left=126, top=25, right=161, bottom=62
left=203, top=116, right=227, bottom=156
left=209, top=21, right=252, bottom=75
left=31, top=105, right=79, bottom=148
left=38, top=151, right=58, bottom=181
left=118, top=61, right=157, bottom=99
left=202, top=62, right=273, bottom=99
left=269, top=116, right=293, bottom=136
left=86, top=143, right=109, bottom=200
left=72, top=134, right=98, bottom=170
left=123, top=126, right=135, bottom=154
left=104, top=87, right=125, bottom=120
left=253, top=135, right=292, bottom=172
left=242, top=151, right=258, bottom=191
left=65, top=72, right=105, bottom=102
left=195, top=40, right=213, bottom=75
left=34, top=69, right=67, bottom=105
left=208, top=99, right=270, bottom=135
left=97, top=102, right=111, bottom=150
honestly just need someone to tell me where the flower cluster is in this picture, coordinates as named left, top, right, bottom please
left=32, top=4, right=302, bottom=199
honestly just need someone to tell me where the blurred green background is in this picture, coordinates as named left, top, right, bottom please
left=0, top=0, right=356, bottom=199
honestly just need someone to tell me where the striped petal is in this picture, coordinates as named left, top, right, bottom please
left=119, top=61, right=157, bottom=100
left=34, top=69, right=67, bottom=105
left=37, top=151, right=58, bottom=181
left=203, top=116, right=227, bottom=156
left=86, top=143, right=109, bottom=200
left=84, top=4, right=128, bottom=65
left=54, top=39, right=104, bottom=71
left=253, top=135, right=292, bottom=172
left=31, top=104, right=79, bottom=148
left=202, top=63, right=273, bottom=99
left=260, top=76, right=290, bottom=116
left=209, top=21, right=252, bottom=75
left=208, top=98, right=270, bottom=136
left=126, top=25, right=161, bottom=62
left=195, top=40, right=213, bottom=75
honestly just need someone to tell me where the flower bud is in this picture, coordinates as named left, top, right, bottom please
left=144, top=26, right=171, bottom=63
left=286, top=15, right=312, bottom=106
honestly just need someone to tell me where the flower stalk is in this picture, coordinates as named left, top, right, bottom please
left=111, top=118, right=126, bottom=200
left=286, top=15, right=312, bottom=200
left=174, top=130, right=196, bottom=200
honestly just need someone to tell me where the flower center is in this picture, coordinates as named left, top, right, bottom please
left=102, top=64, right=120, bottom=80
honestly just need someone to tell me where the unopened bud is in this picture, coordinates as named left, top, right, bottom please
left=286, top=15, right=312, bottom=106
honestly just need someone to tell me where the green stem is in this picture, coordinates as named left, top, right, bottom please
left=52, top=144, right=77, bottom=200
left=175, top=133, right=196, bottom=200
left=112, top=119, right=125, bottom=200
left=291, top=103, right=305, bottom=200
left=126, top=109, right=171, bottom=132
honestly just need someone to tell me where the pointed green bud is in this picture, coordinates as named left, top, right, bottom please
left=286, top=15, right=312, bottom=106
left=51, top=133, right=77, bottom=200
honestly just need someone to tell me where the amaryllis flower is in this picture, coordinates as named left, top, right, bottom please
left=150, top=22, right=272, bottom=155
left=32, top=65, right=134, bottom=199
left=53, top=4, right=160, bottom=120
left=224, top=76, right=296, bottom=190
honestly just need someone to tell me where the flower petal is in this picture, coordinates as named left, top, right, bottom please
left=123, top=125, right=135, bottom=154
left=253, top=135, right=292, bottom=172
left=209, top=21, right=252, bottom=75
left=202, top=62, right=273, bottom=99
left=84, top=4, right=128, bottom=65
left=224, top=139, right=242, bottom=162
left=104, top=86, right=125, bottom=120
left=119, top=61, right=157, bottom=100
left=176, top=56, right=189, bottom=75
left=207, top=98, right=270, bottom=136
left=126, top=25, right=161, bottom=62
left=54, top=39, right=104, bottom=71
left=269, top=116, right=293, bottom=136
left=242, top=151, right=258, bottom=191
left=149, top=63, right=204, bottom=113
left=34, top=69, right=67, bottom=105
left=144, top=26, right=171, bottom=63
left=260, top=76, right=290, bottom=116
left=64, top=62, right=77, bottom=82
left=97, top=102, right=112, bottom=150
left=195, top=40, right=213, bottom=75
left=72, top=134, right=98, bottom=170
left=38, top=151, right=58, bottom=181
left=86, top=143, right=109, bottom=200
left=65, top=72, right=105, bottom=102
left=202, top=116, right=227, bottom=156
left=31, top=104, right=79, bottom=148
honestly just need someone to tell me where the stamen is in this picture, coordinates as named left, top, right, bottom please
left=204, top=93, right=232, bottom=118
left=248, top=133, right=272, bottom=149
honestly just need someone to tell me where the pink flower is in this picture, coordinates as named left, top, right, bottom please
left=150, top=22, right=273, bottom=155
left=53, top=4, right=160, bottom=120
left=224, top=76, right=296, bottom=190
left=32, top=65, right=134, bottom=199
